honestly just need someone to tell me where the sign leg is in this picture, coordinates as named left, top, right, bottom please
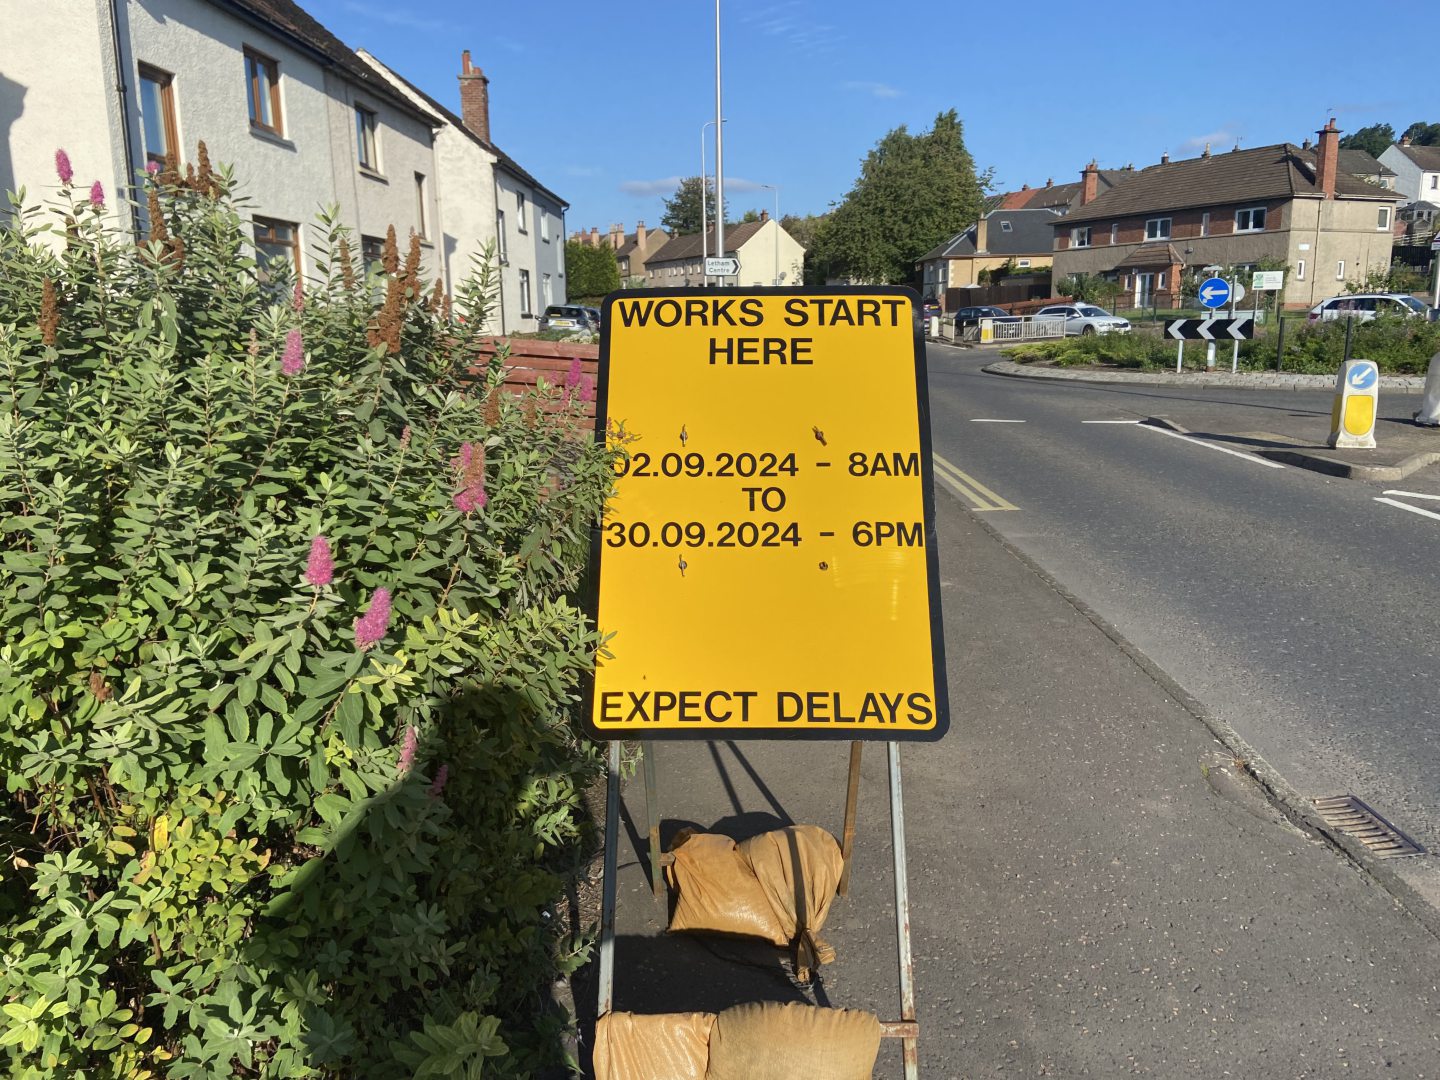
left=643, top=743, right=663, bottom=902
left=838, top=741, right=863, bottom=896
left=598, top=740, right=621, bottom=1018
left=888, top=742, right=919, bottom=1079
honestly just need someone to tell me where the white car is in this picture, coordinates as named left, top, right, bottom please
left=1034, top=304, right=1132, bottom=336
left=1306, top=293, right=1432, bottom=324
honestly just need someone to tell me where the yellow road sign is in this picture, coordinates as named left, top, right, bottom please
left=585, top=287, right=948, bottom=741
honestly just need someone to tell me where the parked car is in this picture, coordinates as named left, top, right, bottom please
left=920, top=298, right=941, bottom=324
left=1033, top=303, right=1132, bottom=336
left=1306, top=293, right=1432, bottom=324
left=538, top=305, right=598, bottom=333
left=953, top=305, right=1015, bottom=330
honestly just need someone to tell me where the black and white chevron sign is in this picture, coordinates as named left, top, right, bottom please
left=1166, top=316, right=1255, bottom=340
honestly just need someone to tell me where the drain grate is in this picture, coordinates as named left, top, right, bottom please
left=1312, top=795, right=1424, bottom=859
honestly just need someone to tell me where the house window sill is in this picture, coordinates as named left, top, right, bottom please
left=358, top=165, right=387, bottom=183
left=250, top=125, right=295, bottom=151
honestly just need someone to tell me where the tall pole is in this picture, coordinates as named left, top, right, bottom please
left=701, top=119, right=725, bottom=287
left=714, top=0, right=725, bottom=283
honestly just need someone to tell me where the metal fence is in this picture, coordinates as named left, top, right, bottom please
left=976, top=316, right=1066, bottom=344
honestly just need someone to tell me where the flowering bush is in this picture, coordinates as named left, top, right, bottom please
left=1, top=151, right=613, bottom=1076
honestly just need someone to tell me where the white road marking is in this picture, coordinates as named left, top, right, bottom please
left=1082, top=419, right=1142, bottom=424
left=1382, top=489, right=1440, bottom=502
left=1136, top=423, right=1286, bottom=469
left=969, top=418, right=1026, bottom=423
left=1375, top=497, right=1440, bottom=522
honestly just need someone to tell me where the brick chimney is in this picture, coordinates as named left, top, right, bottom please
left=635, top=220, right=647, bottom=249
left=1315, top=117, right=1340, bottom=199
left=458, top=51, right=491, bottom=144
left=1045, top=177, right=1053, bottom=188
left=1160, top=152, right=1170, bottom=165
left=1400, top=134, right=1411, bottom=147
left=609, top=223, right=623, bottom=250
left=1201, top=142, right=1211, bottom=158
left=1080, top=159, right=1099, bottom=205
left=589, top=226, right=600, bottom=246
left=759, top=209, right=769, bottom=222
left=1021, top=183, right=1030, bottom=191
left=974, top=215, right=989, bottom=254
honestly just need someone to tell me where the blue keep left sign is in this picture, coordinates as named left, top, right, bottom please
left=1347, top=363, right=1378, bottom=391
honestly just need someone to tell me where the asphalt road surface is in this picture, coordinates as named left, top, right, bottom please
left=925, top=343, right=1440, bottom=904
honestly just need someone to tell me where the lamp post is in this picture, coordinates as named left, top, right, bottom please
left=713, top=0, right=725, bottom=284
left=760, top=183, right=780, bottom=285
left=701, top=119, right=725, bottom=286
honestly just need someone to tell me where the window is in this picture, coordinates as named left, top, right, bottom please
left=414, top=173, right=427, bottom=238
left=244, top=48, right=282, bottom=135
left=1235, top=206, right=1266, bottom=233
left=1431, top=175, right=1438, bottom=190
left=1017, top=258, right=1031, bottom=268
left=1070, top=226, right=1091, bottom=248
left=516, top=191, right=528, bottom=232
left=138, top=64, right=178, bottom=165
left=360, top=234, right=385, bottom=270
left=1109, top=224, right=1118, bottom=245
left=1336, top=260, right=1345, bottom=279
left=1377, top=207, right=1391, bottom=230
left=496, top=210, right=507, bottom=263
left=1145, top=217, right=1171, bottom=240
left=253, top=216, right=300, bottom=277
left=540, top=209, right=550, bottom=242
left=355, top=105, right=378, bottom=170
left=518, top=269, right=532, bottom=316
left=1297, top=259, right=1306, bottom=281
left=1157, top=271, right=1167, bottom=288
left=1200, top=212, right=1210, bottom=237
left=999, top=220, right=1012, bottom=232
left=541, top=272, right=552, bottom=307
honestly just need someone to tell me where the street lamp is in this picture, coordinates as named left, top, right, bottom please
left=759, top=183, right=780, bottom=285
left=713, top=0, right=725, bottom=284
left=701, top=119, right=726, bottom=284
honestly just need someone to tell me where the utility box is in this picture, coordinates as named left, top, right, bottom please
left=1329, top=359, right=1379, bottom=449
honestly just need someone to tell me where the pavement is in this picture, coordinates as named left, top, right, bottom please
left=573, top=492, right=1440, bottom=1078
left=982, top=355, right=1440, bottom=481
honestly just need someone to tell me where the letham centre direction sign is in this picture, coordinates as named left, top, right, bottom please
left=585, top=287, right=948, bottom=741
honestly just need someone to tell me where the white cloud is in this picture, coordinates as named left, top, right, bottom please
left=741, top=1, right=843, bottom=54
left=1177, top=130, right=1238, bottom=155
left=722, top=177, right=769, bottom=193
left=620, top=176, right=684, bottom=197
left=340, top=1, right=442, bottom=32
left=844, top=80, right=901, bottom=99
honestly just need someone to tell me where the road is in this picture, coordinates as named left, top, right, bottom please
left=925, top=343, right=1440, bottom=900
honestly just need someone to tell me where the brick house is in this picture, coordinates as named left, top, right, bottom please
left=642, top=214, right=805, bottom=288
left=916, top=207, right=1063, bottom=300
left=570, top=222, right=671, bottom=285
left=1050, top=122, right=1403, bottom=309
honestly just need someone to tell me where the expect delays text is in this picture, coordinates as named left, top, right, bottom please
left=597, top=689, right=936, bottom=728
left=613, top=295, right=911, bottom=366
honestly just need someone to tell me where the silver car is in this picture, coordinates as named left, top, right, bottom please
left=1306, top=293, right=1432, bottom=324
left=1034, top=303, right=1132, bottom=336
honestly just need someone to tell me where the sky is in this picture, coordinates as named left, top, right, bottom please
left=305, top=0, right=1433, bottom=236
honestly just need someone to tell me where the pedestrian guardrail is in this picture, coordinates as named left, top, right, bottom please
left=978, top=315, right=1066, bottom=344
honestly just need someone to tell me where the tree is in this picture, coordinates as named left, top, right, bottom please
left=810, top=110, right=986, bottom=285
left=1339, top=123, right=1395, bottom=158
left=1401, top=121, right=1440, bottom=146
left=740, top=208, right=761, bottom=224
left=660, top=176, right=725, bottom=236
left=564, top=240, right=620, bottom=301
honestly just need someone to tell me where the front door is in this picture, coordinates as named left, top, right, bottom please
left=1135, top=273, right=1155, bottom=307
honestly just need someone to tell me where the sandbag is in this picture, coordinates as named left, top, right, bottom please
left=705, top=1002, right=880, bottom=1080
left=737, top=825, right=844, bottom=945
left=593, top=1011, right=715, bottom=1080
left=666, top=832, right=789, bottom=945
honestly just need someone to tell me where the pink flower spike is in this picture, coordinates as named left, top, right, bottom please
left=354, top=586, right=393, bottom=650
left=145, top=160, right=160, bottom=175
left=55, top=149, right=73, bottom=185
left=566, top=358, right=583, bottom=387
left=89, top=181, right=105, bottom=209
left=281, top=328, right=305, bottom=376
left=398, top=726, right=418, bottom=774
left=303, top=534, right=334, bottom=587
left=428, top=763, right=449, bottom=798
left=579, top=374, right=595, bottom=404
left=292, top=279, right=305, bottom=313
left=452, top=442, right=474, bottom=472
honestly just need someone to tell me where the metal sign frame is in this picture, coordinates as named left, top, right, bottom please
left=597, top=738, right=921, bottom=1078
left=582, top=286, right=949, bottom=743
